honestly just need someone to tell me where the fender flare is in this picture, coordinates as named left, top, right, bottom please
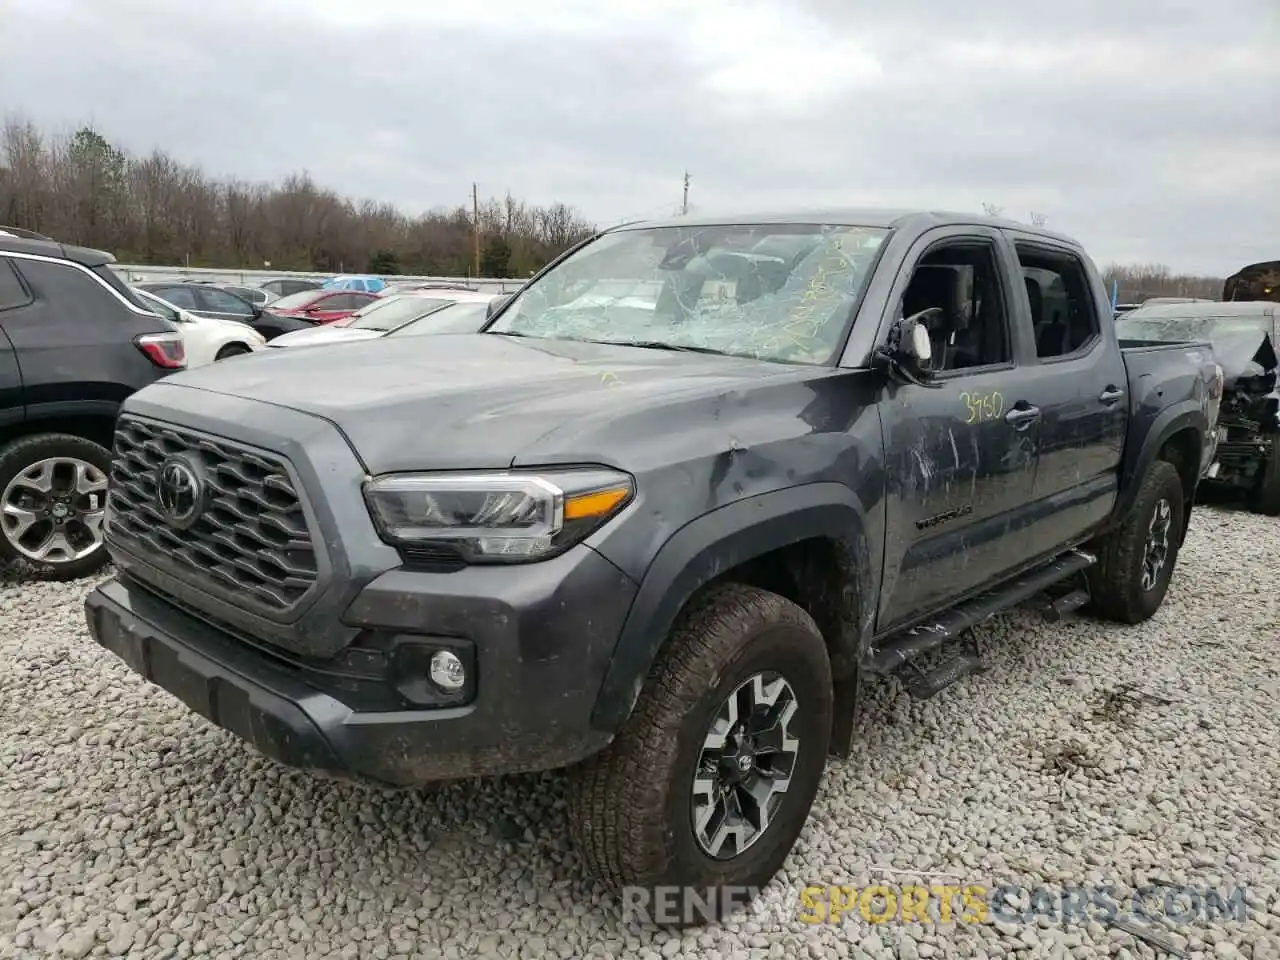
left=588, top=482, right=874, bottom=733
left=1113, top=401, right=1206, bottom=524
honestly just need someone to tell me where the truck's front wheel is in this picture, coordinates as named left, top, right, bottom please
left=568, top=583, right=832, bottom=926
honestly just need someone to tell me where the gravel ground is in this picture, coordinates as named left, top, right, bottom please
left=1, top=506, right=1278, bottom=960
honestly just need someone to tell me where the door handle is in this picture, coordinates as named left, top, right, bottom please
left=1099, top=386, right=1126, bottom=405
left=1005, top=403, right=1041, bottom=430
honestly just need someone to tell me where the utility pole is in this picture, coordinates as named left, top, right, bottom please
left=472, top=183, right=481, bottom=278
left=681, top=172, right=690, bottom=215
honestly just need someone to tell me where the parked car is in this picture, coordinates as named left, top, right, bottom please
left=1116, top=301, right=1279, bottom=513
left=1223, top=260, right=1280, bottom=304
left=260, top=278, right=323, bottom=298
left=135, top=281, right=261, bottom=325
left=382, top=281, right=478, bottom=295
left=268, top=291, right=495, bottom=349
left=85, top=208, right=1220, bottom=923
left=256, top=289, right=381, bottom=338
left=322, top=274, right=386, bottom=293
left=132, top=287, right=266, bottom=365
left=0, top=234, right=184, bottom=580
left=0, top=225, right=53, bottom=240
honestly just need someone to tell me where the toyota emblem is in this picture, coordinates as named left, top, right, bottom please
left=156, top=458, right=202, bottom=527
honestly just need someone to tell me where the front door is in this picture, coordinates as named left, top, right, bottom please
left=874, top=230, right=1043, bottom=630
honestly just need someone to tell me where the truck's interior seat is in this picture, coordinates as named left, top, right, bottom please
left=902, top=265, right=963, bottom=368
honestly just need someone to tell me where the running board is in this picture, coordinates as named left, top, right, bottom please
left=1042, top=588, right=1091, bottom=622
left=901, top=650, right=987, bottom=699
left=868, top=549, right=1096, bottom=675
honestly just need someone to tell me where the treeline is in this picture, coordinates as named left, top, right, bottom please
left=1099, top=263, right=1223, bottom=304
left=0, top=116, right=594, bottom=277
left=1, top=116, right=1232, bottom=296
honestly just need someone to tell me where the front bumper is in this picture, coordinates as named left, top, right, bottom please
left=85, top=543, right=637, bottom=786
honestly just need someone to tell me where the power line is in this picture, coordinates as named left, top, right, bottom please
left=471, top=182, right=480, bottom=278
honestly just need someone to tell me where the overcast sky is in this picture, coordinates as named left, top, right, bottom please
left=1, top=0, right=1276, bottom=274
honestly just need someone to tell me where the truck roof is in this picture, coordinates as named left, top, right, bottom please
left=620, top=207, right=1080, bottom=247
left=0, top=235, right=118, bottom=268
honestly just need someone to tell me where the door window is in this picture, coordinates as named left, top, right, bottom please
left=154, top=286, right=199, bottom=310
left=899, top=241, right=1011, bottom=374
left=199, top=288, right=255, bottom=316
left=1017, top=247, right=1101, bottom=359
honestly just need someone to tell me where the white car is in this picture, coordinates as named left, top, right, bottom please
left=132, top=287, right=266, bottom=366
left=268, top=290, right=497, bottom=349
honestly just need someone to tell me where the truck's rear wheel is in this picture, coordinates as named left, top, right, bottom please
left=1087, top=459, right=1185, bottom=624
left=568, top=583, right=832, bottom=927
left=1247, top=441, right=1280, bottom=516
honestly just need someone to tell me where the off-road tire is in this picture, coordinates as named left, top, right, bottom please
left=215, top=343, right=252, bottom=360
left=1247, top=442, right=1280, bottom=516
left=0, top=433, right=113, bottom=582
left=1087, top=459, right=1185, bottom=624
left=568, top=583, right=833, bottom=927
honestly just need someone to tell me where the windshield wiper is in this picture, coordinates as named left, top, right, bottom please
left=577, top=338, right=729, bottom=356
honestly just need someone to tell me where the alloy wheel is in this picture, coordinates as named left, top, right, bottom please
left=691, top=671, right=801, bottom=860
left=1, top=457, right=109, bottom=564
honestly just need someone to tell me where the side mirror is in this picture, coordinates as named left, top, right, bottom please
left=875, top=307, right=941, bottom=388
left=486, top=294, right=512, bottom=321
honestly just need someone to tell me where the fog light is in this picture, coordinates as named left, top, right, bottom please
left=429, top=650, right=466, bottom=691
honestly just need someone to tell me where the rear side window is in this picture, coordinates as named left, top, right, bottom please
left=13, top=259, right=127, bottom=322
left=91, top=265, right=149, bottom=310
left=200, top=288, right=255, bottom=316
left=0, top=258, right=33, bottom=311
left=1016, top=246, right=1101, bottom=359
left=155, top=286, right=200, bottom=310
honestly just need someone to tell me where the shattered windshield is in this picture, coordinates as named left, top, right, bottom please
left=1115, top=312, right=1274, bottom=343
left=486, top=223, right=889, bottom=364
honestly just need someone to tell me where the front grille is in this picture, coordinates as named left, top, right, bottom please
left=108, top=416, right=320, bottom=613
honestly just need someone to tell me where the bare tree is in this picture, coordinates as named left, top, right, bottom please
left=981, top=202, right=1004, bottom=218
left=1101, top=263, right=1223, bottom=302
left=0, top=113, right=594, bottom=276
left=1029, top=211, right=1048, bottom=227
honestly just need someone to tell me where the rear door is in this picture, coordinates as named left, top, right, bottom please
left=1010, top=234, right=1129, bottom=553
left=0, top=256, right=32, bottom=427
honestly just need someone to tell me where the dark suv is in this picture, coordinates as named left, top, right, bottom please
left=0, top=236, right=185, bottom=579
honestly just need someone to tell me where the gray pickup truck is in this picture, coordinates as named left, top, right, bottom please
left=85, top=209, right=1222, bottom=924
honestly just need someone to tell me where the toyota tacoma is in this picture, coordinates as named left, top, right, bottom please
left=86, top=209, right=1222, bottom=922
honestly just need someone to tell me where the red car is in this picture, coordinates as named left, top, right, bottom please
left=265, top=289, right=381, bottom=325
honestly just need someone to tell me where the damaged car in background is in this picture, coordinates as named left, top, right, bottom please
left=1116, top=301, right=1280, bottom=514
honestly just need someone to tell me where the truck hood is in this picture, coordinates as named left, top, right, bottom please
left=1211, top=328, right=1278, bottom=388
left=268, top=325, right=384, bottom=349
left=158, top=333, right=811, bottom=472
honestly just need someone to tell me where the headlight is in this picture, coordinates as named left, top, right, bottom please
left=363, top=468, right=634, bottom=563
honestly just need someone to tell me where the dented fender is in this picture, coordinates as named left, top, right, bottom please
left=587, top=482, right=878, bottom=734
left=1112, top=401, right=1208, bottom=526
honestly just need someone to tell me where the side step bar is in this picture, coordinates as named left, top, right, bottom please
left=868, top=549, right=1096, bottom=675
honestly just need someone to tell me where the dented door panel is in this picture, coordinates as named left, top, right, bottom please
left=876, top=368, right=1042, bottom=629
